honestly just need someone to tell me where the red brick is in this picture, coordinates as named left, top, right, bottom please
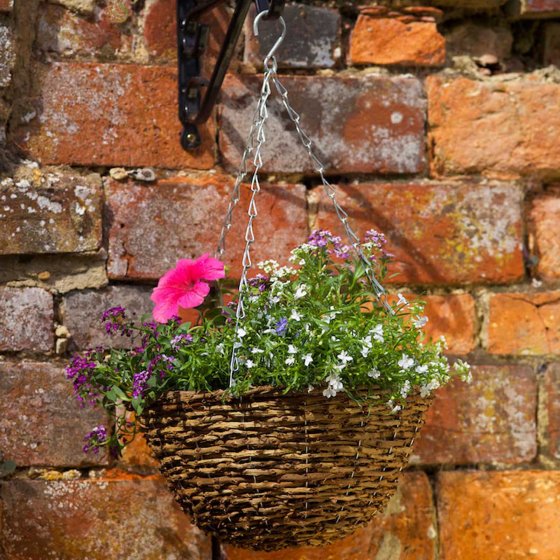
left=541, top=364, right=560, bottom=463
left=223, top=472, right=436, bottom=560
left=486, top=291, right=560, bottom=355
left=0, top=477, right=211, bottom=559
left=508, top=0, right=560, bottom=17
left=445, top=22, right=513, bottom=60
left=245, top=5, right=341, bottom=69
left=438, top=471, right=560, bottom=560
left=412, top=365, right=537, bottom=465
left=61, top=285, right=154, bottom=350
left=220, top=74, right=426, bottom=175
left=427, top=74, right=560, bottom=179
left=36, top=4, right=129, bottom=59
left=422, top=294, right=476, bottom=354
left=530, top=187, right=560, bottom=280
left=143, top=0, right=228, bottom=62
left=106, top=175, right=308, bottom=280
left=12, top=62, right=215, bottom=169
left=0, top=171, right=102, bottom=255
left=119, top=427, right=159, bottom=470
left=349, top=14, right=445, bottom=67
left=0, top=361, right=107, bottom=467
left=0, top=0, right=13, bottom=11
left=314, top=181, right=524, bottom=285
left=0, top=287, right=54, bottom=352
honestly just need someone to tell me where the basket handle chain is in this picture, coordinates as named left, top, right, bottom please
left=270, top=75, right=393, bottom=315
left=219, top=12, right=393, bottom=388
left=224, top=11, right=282, bottom=388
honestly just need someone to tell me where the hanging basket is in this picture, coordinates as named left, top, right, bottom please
left=142, top=386, right=432, bottom=551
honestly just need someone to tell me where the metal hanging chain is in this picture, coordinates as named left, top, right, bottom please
left=216, top=14, right=287, bottom=261
left=271, top=75, right=393, bottom=315
left=227, top=12, right=286, bottom=387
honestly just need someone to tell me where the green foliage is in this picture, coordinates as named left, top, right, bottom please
left=68, top=230, right=470, bottom=455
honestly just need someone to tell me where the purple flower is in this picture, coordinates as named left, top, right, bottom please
left=170, top=333, right=193, bottom=350
left=132, top=370, right=150, bottom=398
left=249, top=274, right=270, bottom=292
left=83, top=425, right=108, bottom=454
left=275, top=317, right=288, bottom=335
left=101, top=306, right=131, bottom=337
left=308, top=230, right=351, bottom=260
left=308, top=229, right=331, bottom=248
left=66, top=352, right=99, bottom=406
left=334, top=244, right=351, bottom=260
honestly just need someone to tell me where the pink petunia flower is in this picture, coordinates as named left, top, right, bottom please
left=151, top=254, right=225, bottom=323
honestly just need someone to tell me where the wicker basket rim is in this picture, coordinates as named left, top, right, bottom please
left=149, top=384, right=431, bottom=405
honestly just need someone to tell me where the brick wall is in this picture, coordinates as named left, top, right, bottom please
left=1, top=0, right=560, bottom=558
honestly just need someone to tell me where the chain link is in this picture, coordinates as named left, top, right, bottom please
left=271, top=76, right=393, bottom=314
left=220, top=14, right=393, bottom=386
left=226, top=60, right=276, bottom=387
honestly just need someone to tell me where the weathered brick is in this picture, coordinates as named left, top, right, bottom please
left=314, top=181, right=524, bottom=285
left=0, top=287, right=53, bottom=352
left=486, top=291, right=560, bottom=355
left=508, top=0, right=560, bottom=17
left=0, top=0, right=13, bottom=11
left=0, top=172, right=102, bottom=255
left=427, top=74, right=560, bottom=179
left=245, top=4, right=341, bottom=69
left=51, top=0, right=96, bottom=15
left=542, top=364, right=560, bottom=463
left=12, top=62, right=215, bottom=169
left=349, top=12, right=445, bottom=67
left=530, top=187, right=560, bottom=281
left=143, top=0, right=228, bottom=62
left=0, top=477, right=211, bottom=559
left=119, top=429, right=159, bottom=470
left=445, top=22, right=513, bottom=60
left=36, top=4, right=129, bottom=59
left=412, top=365, right=537, bottom=465
left=422, top=294, right=476, bottom=354
left=0, top=252, right=108, bottom=293
left=438, top=471, right=560, bottom=559
left=62, top=285, right=154, bottom=350
left=0, top=23, right=15, bottom=88
left=0, top=361, right=107, bottom=466
left=106, top=175, right=308, bottom=280
left=224, top=472, right=436, bottom=560
left=220, top=74, right=426, bottom=175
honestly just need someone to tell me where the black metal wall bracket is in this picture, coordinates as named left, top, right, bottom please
left=178, top=0, right=285, bottom=150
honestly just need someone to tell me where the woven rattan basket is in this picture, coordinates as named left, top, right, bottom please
left=142, top=385, right=431, bottom=551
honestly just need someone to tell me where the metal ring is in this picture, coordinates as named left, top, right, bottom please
left=253, top=10, right=286, bottom=64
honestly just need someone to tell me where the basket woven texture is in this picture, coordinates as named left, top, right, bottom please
left=142, top=386, right=431, bottom=551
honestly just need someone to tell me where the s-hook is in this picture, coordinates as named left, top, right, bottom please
left=178, top=0, right=286, bottom=150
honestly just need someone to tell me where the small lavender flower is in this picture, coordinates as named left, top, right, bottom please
left=101, top=306, right=131, bottom=337
left=334, top=244, right=351, bottom=259
left=170, top=333, right=193, bottom=350
left=308, top=229, right=331, bottom=248
left=83, top=425, right=108, bottom=454
left=249, top=274, right=270, bottom=292
left=275, top=317, right=288, bottom=335
left=132, top=370, right=150, bottom=398
left=65, top=352, right=99, bottom=406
